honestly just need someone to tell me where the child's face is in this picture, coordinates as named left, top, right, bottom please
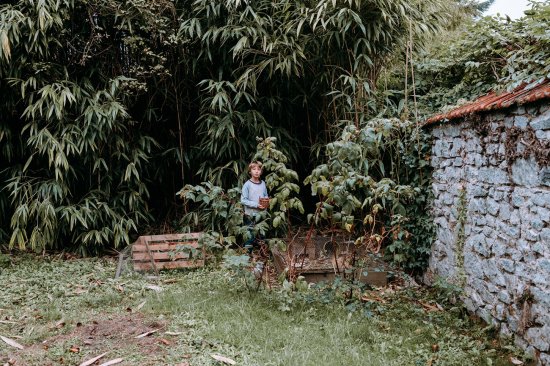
left=250, top=166, right=262, bottom=179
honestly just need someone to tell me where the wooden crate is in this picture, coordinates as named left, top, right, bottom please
left=132, top=233, right=205, bottom=272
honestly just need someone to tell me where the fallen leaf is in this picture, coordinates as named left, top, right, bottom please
left=419, top=301, right=442, bottom=312
left=162, top=278, right=178, bottom=284
left=175, top=363, right=189, bottom=366
left=135, top=329, right=159, bottom=338
left=159, top=338, right=170, bottom=345
left=69, top=346, right=80, bottom=353
left=0, top=320, right=16, bottom=324
left=211, top=354, right=236, bottom=365
left=0, top=335, right=24, bottom=350
left=135, top=301, right=146, bottom=311
left=79, top=352, right=108, bottom=366
left=98, top=358, right=123, bottom=366
left=510, top=357, right=524, bottom=365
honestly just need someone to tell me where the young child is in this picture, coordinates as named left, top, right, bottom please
left=241, top=161, right=268, bottom=251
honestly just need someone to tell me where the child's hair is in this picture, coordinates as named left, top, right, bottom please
left=248, top=161, right=263, bottom=173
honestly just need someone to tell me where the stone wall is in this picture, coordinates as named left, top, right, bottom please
left=427, top=102, right=550, bottom=364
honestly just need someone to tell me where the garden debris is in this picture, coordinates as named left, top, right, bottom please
left=145, top=284, right=163, bottom=292
left=135, top=329, right=160, bottom=338
left=135, top=301, right=147, bottom=310
left=510, top=357, right=524, bottom=365
left=419, top=301, right=444, bottom=312
left=211, top=354, right=236, bottom=365
left=79, top=352, right=108, bottom=366
left=165, top=331, right=184, bottom=336
left=131, top=233, right=205, bottom=272
left=98, top=358, right=124, bottom=366
left=0, top=335, right=24, bottom=350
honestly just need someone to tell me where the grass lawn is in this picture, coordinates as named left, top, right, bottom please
left=0, top=255, right=525, bottom=365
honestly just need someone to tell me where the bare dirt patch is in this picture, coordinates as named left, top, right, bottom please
left=7, top=313, right=166, bottom=365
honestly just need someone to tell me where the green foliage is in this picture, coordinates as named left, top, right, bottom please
left=415, top=1, right=550, bottom=113
left=305, top=118, right=433, bottom=271
left=0, top=0, right=470, bottom=255
left=178, top=182, right=245, bottom=249
left=178, top=137, right=303, bottom=252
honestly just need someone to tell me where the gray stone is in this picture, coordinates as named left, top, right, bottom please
left=542, top=168, right=550, bottom=187
left=535, top=129, right=549, bottom=140
left=500, top=258, right=515, bottom=273
left=532, top=242, right=547, bottom=256
left=453, top=158, right=463, bottom=167
left=511, top=157, right=541, bottom=187
left=531, top=192, right=550, bottom=207
left=525, top=327, right=550, bottom=352
left=470, top=185, right=488, bottom=197
left=530, top=108, right=550, bottom=130
left=514, top=115, right=529, bottom=128
left=540, top=228, right=550, bottom=244
left=504, top=116, right=514, bottom=128
left=487, top=198, right=500, bottom=215
left=540, top=259, right=550, bottom=274
left=532, top=287, right=550, bottom=305
left=469, top=235, right=490, bottom=257
left=524, top=229, right=540, bottom=242
left=500, top=204, right=512, bottom=220
left=531, top=218, right=544, bottom=231
left=493, top=303, right=507, bottom=320
left=479, top=167, right=509, bottom=184
left=444, top=125, right=462, bottom=138
left=498, top=290, right=512, bottom=304
left=512, top=192, right=526, bottom=208
left=504, top=225, right=520, bottom=238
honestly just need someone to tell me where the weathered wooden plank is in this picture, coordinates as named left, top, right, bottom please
left=132, top=252, right=190, bottom=261
left=140, top=233, right=201, bottom=242
left=133, top=260, right=205, bottom=271
left=131, top=233, right=205, bottom=272
left=132, top=242, right=199, bottom=253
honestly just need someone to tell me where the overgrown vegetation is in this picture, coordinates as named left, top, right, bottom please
left=1, top=0, right=549, bottom=273
left=0, top=256, right=529, bottom=365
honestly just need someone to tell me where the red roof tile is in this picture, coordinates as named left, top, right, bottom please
left=424, top=80, right=550, bottom=126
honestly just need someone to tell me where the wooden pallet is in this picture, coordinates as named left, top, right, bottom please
left=132, top=233, right=205, bottom=272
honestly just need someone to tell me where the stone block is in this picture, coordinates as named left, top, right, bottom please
left=468, top=235, right=490, bottom=257
left=511, top=157, right=541, bottom=187
left=523, top=229, right=540, bottom=242
left=486, top=198, right=500, bottom=215
left=530, top=108, right=550, bottom=130
left=514, top=115, right=529, bottom=128
left=525, top=327, right=550, bottom=352
left=444, top=125, right=462, bottom=137
left=479, top=167, right=509, bottom=184
left=511, top=192, right=526, bottom=208
left=470, top=184, right=488, bottom=197
left=532, top=192, right=550, bottom=207
left=500, top=258, right=515, bottom=273
left=535, top=129, right=550, bottom=140
left=542, top=168, right=550, bottom=187
left=540, top=228, right=550, bottom=244
left=532, top=242, right=547, bottom=256
left=498, top=290, right=512, bottom=304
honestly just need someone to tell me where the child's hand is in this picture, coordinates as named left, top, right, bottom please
left=258, top=203, right=266, bottom=210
